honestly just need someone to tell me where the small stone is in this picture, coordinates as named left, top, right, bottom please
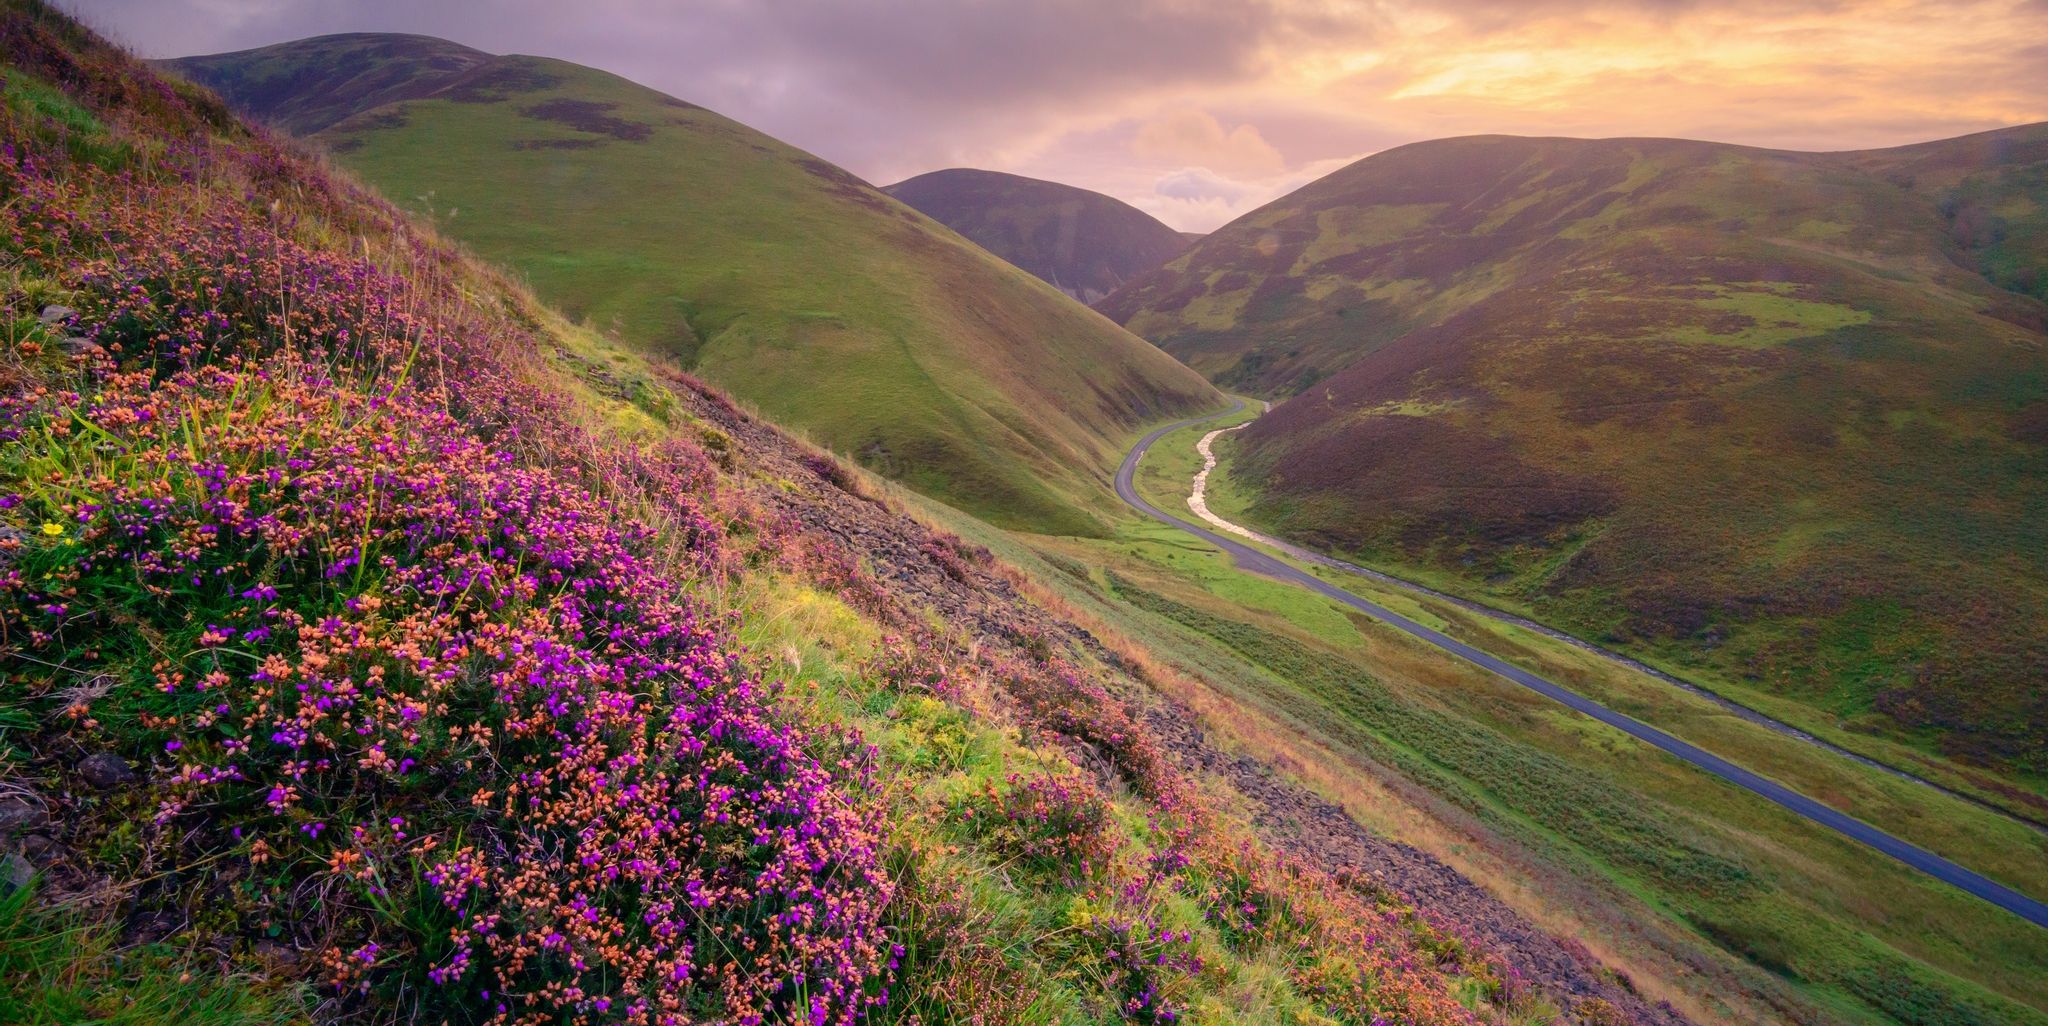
left=37, top=304, right=75, bottom=325
left=0, top=798, right=47, bottom=836
left=19, top=835, right=60, bottom=861
left=77, top=752, right=137, bottom=790
left=62, top=336, right=102, bottom=357
left=0, top=853, right=32, bottom=893
left=253, top=939, right=299, bottom=965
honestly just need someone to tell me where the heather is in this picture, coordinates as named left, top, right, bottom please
left=1, top=47, right=894, bottom=1025
left=0, top=5, right=1532, bottom=1025
left=1104, top=130, right=2048, bottom=786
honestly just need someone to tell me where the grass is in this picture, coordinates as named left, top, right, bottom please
left=172, top=42, right=1223, bottom=536
left=1664, top=283, right=1873, bottom=349
left=1137, top=410, right=2048, bottom=893
left=946, top=419, right=2048, bottom=1026
left=24, top=11, right=2043, bottom=1026
left=0, top=886, right=312, bottom=1026
left=0, top=14, right=1527, bottom=1023
left=1103, top=129, right=2048, bottom=784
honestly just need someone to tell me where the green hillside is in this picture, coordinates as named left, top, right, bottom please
left=1102, top=131, right=2048, bottom=777
left=883, top=168, right=1189, bottom=304
left=170, top=36, right=1222, bottom=535
left=0, top=5, right=1535, bottom=1024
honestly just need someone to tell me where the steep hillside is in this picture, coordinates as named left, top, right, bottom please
left=169, top=37, right=1221, bottom=536
left=0, top=4, right=1609, bottom=1024
left=1106, top=131, right=2048, bottom=772
left=883, top=168, right=1189, bottom=303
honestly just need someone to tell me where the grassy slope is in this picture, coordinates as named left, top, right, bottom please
left=23, top=12, right=2048, bottom=1026
left=1100, top=131, right=2048, bottom=780
left=0, top=8, right=1542, bottom=1026
left=172, top=39, right=1222, bottom=537
left=956, top=419, right=2048, bottom=1026
left=882, top=168, right=1189, bottom=304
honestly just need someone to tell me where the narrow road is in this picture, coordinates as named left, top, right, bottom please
left=1116, top=402, right=2048, bottom=929
left=1183, top=413, right=2048, bottom=837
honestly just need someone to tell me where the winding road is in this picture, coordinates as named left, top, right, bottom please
left=1116, top=401, right=2048, bottom=929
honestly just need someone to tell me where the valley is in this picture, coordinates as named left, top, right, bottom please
left=1103, top=131, right=2048, bottom=808
left=1060, top=411, right=2048, bottom=1023
left=170, top=35, right=1224, bottom=536
left=2, top=4, right=2044, bottom=1026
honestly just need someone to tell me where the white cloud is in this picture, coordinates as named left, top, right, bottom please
left=1137, top=154, right=1367, bottom=232
left=1154, top=167, right=1254, bottom=202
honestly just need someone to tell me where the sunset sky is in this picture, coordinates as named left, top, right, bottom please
left=66, top=0, right=2048, bottom=231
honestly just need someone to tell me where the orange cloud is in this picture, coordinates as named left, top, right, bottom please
left=1131, top=109, right=1287, bottom=176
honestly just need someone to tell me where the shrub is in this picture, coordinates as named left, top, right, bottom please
left=959, top=771, right=1118, bottom=882
left=1, top=360, right=895, bottom=1024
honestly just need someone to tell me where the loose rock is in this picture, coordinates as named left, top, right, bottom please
left=78, top=752, right=137, bottom=790
left=0, top=798, right=48, bottom=836
left=0, top=852, right=32, bottom=893
left=37, top=304, right=75, bottom=325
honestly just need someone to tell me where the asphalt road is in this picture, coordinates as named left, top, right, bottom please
left=1115, top=402, right=2048, bottom=929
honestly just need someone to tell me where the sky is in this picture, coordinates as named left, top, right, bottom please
left=63, top=0, right=2048, bottom=232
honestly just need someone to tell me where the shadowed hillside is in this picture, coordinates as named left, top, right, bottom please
left=884, top=168, right=1189, bottom=303
left=1104, top=130, right=2048, bottom=775
left=170, top=36, right=1222, bottom=536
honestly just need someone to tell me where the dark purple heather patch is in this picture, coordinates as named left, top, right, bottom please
left=519, top=99, right=653, bottom=141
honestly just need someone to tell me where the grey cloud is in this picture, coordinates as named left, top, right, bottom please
left=64, top=0, right=1302, bottom=180
left=56, top=0, right=2048, bottom=231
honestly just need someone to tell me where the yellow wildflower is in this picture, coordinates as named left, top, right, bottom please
left=40, top=522, right=64, bottom=536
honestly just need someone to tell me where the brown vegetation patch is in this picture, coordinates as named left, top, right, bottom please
left=2010, top=401, right=2048, bottom=445
left=518, top=98, right=652, bottom=141
left=510, top=137, right=600, bottom=151
left=440, top=61, right=561, bottom=103
left=794, top=156, right=896, bottom=215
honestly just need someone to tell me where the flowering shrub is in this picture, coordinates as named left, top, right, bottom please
left=0, top=65, right=894, bottom=1025
left=1066, top=906, right=1203, bottom=1025
left=959, top=771, right=1118, bottom=882
left=859, top=633, right=956, bottom=699
left=1198, top=848, right=1315, bottom=957
left=1283, top=903, right=1486, bottom=1026
left=802, top=453, right=865, bottom=497
left=991, top=656, right=1175, bottom=805
left=917, top=533, right=987, bottom=584
left=0, top=357, right=893, bottom=1024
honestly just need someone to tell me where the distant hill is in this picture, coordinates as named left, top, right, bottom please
left=883, top=168, right=1189, bottom=303
left=168, top=32, right=491, bottom=134
left=169, top=36, right=1221, bottom=535
left=1105, top=129, right=2048, bottom=769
